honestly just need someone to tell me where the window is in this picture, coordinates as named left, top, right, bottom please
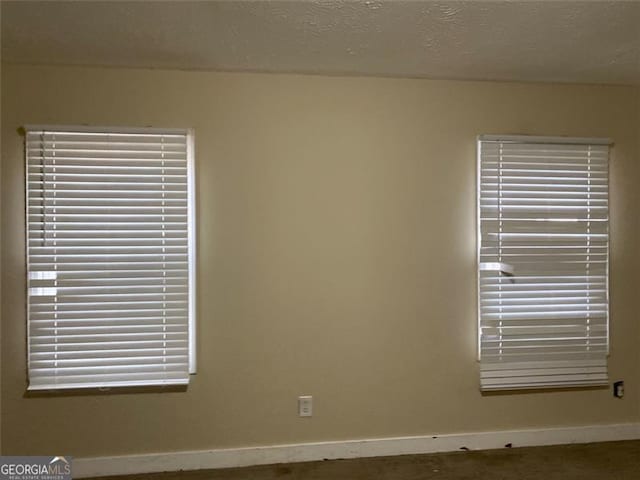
left=477, top=135, right=610, bottom=391
left=26, top=125, right=195, bottom=390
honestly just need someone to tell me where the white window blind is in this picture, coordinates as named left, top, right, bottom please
left=477, top=135, right=610, bottom=391
left=26, top=125, right=196, bottom=390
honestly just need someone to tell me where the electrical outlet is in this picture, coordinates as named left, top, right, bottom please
left=298, top=395, right=312, bottom=417
left=614, top=381, right=624, bottom=398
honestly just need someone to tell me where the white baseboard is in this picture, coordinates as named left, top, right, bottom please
left=73, top=423, right=640, bottom=478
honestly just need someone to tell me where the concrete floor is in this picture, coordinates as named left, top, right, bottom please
left=97, top=441, right=640, bottom=480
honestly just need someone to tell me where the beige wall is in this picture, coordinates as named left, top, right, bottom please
left=2, top=64, right=639, bottom=456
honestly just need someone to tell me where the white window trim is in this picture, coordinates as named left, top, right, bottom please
left=478, top=135, right=612, bottom=146
left=186, top=129, right=197, bottom=374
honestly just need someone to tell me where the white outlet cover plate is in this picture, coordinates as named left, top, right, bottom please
left=298, top=395, right=312, bottom=417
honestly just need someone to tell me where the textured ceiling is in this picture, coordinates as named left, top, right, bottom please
left=2, top=1, right=640, bottom=85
